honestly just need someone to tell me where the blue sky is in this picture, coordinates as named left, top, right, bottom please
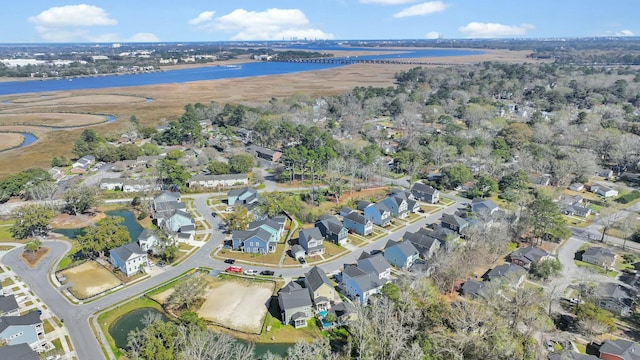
left=2, top=1, right=637, bottom=43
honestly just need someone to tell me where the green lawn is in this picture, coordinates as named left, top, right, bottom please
left=215, top=244, right=286, bottom=265
left=43, top=319, right=54, bottom=333
left=575, top=343, right=587, bottom=354
left=574, top=260, right=618, bottom=277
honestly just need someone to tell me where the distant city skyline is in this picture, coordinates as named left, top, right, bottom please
left=0, top=1, right=637, bottom=43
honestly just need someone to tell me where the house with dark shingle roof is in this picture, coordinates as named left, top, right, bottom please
left=403, top=228, right=441, bottom=259
left=485, top=263, right=527, bottom=288
left=471, top=198, right=499, bottom=217
left=0, top=311, right=43, bottom=347
left=440, top=213, right=469, bottom=234
left=509, top=246, right=552, bottom=270
left=383, top=240, right=419, bottom=270
left=0, top=294, right=20, bottom=316
left=247, top=145, right=282, bottom=163
left=298, top=228, right=325, bottom=256
left=304, top=266, right=338, bottom=311
left=343, top=211, right=373, bottom=236
left=582, top=247, right=617, bottom=268
left=460, top=279, right=487, bottom=298
left=110, top=243, right=147, bottom=277
left=315, top=215, right=348, bottom=245
left=278, top=282, right=313, bottom=328
left=363, top=202, right=391, bottom=227
left=0, top=343, right=39, bottom=360
left=381, top=195, right=409, bottom=219
left=357, top=252, right=391, bottom=281
left=390, top=189, right=421, bottom=213
left=596, top=282, right=637, bottom=316
left=340, top=264, right=386, bottom=304
left=227, top=187, right=258, bottom=207
left=411, top=182, right=440, bottom=204
left=598, top=338, right=640, bottom=360
left=232, top=227, right=275, bottom=254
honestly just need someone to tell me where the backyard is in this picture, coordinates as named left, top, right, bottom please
left=61, top=261, right=122, bottom=299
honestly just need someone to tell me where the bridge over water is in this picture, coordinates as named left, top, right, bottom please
left=270, top=57, right=458, bottom=66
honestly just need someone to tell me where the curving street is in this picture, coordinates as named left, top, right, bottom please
left=1, top=192, right=464, bottom=360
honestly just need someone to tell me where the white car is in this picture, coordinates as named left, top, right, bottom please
left=244, top=269, right=259, bottom=276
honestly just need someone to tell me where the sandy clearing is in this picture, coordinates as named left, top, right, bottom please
left=0, top=133, right=24, bottom=151
left=62, top=261, right=121, bottom=299
left=198, top=282, right=273, bottom=333
left=151, top=288, right=175, bottom=304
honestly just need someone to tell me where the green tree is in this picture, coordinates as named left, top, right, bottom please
left=138, top=126, right=158, bottom=139
left=442, top=163, right=472, bottom=189
left=381, top=283, right=400, bottom=303
left=499, top=170, right=529, bottom=192
left=207, top=160, right=231, bottom=175
left=576, top=302, right=617, bottom=335
left=127, top=316, right=178, bottom=360
left=159, top=159, right=191, bottom=189
left=76, top=216, right=131, bottom=257
left=522, top=196, right=570, bottom=243
left=500, top=123, right=533, bottom=148
left=491, top=137, right=511, bottom=161
left=10, top=204, right=55, bottom=239
left=63, top=185, right=100, bottom=215
left=51, top=156, right=71, bottom=167
left=226, top=206, right=255, bottom=231
left=24, top=238, right=42, bottom=258
left=529, top=259, right=562, bottom=280
left=228, top=152, right=255, bottom=174
left=167, top=273, right=209, bottom=310
left=474, top=175, right=499, bottom=197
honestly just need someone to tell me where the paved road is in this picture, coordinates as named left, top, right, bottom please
left=0, top=191, right=463, bottom=360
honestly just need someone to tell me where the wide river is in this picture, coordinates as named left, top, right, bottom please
left=0, top=48, right=481, bottom=96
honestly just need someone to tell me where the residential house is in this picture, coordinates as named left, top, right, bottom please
left=363, top=202, right=391, bottom=227
left=0, top=343, right=39, bottom=360
left=357, top=252, right=391, bottom=281
left=227, top=187, right=258, bottom=207
left=559, top=195, right=592, bottom=217
left=582, top=247, right=617, bottom=268
left=485, top=263, right=527, bottom=288
left=326, top=302, right=356, bottom=326
left=596, top=282, right=637, bottom=316
left=71, top=155, right=95, bottom=172
left=390, top=189, right=421, bottom=213
left=460, top=279, right=487, bottom=298
left=440, top=213, right=469, bottom=234
left=291, top=245, right=305, bottom=260
left=315, top=215, right=348, bottom=245
left=383, top=240, right=419, bottom=270
left=234, top=127, right=253, bottom=143
left=247, top=145, right=282, bottom=163
left=569, top=183, right=585, bottom=192
left=591, top=185, right=619, bottom=198
left=343, top=211, right=373, bottom=236
left=509, top=246, right=552, bottom=270
left=403, top=228, right=441, bottom=259
left=298, top=228, right=325, bottom=256
left=110, top=243, right=147, bottom=277
left=153, top=191, right=181, bottom=214
left=381, top=195, right=409, bottom=219
left=598, top=169, right=614, bottom=178
left=164, top=209, right=195, bottom=233
left=0, top=295, right=20, bottom=316
left=304, top=266, right=338, bottom=311
left=188, top=174, right=249, bottom=189
left=411, top=182, right=440, bottom=204
left=598, top=338, right=640, bottom=360
left=99, top=178, right=160, bottom=193
left=278, top=282, right=313, bottom=328
left=232, top=227, right=276, bottom=254
left=47, top=167, right=64, bottom=182
left=138, top=229, right=161, bottom=253
left=0, top=311, right=43, bottom=347
left=249, top=217, right=286, bottom=241
left=530, top=174, right=552, bottom=186
left=340, top=265, right=385, bottom=304
left=471, top=198, right=499, bottom=218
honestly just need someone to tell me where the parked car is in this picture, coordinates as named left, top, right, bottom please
left=546, top=340, right=554, bottom=352
left=224, top=258, right=235, bottom=264
left=299, top=258, right=306, bottom=264
left=244, top=269, right=259, bottom=276
left=226, top=266, right=243, bottom=273
left=260, top=270, right=275, bottom=276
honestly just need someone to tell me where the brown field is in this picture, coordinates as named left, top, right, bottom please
left=0, top=49, right=533, bottom=178
left=61, top=261, right=121, bottom=299
left=150, top=288, right=174, bottom=304
left=0, top=113, right=108, bottom=127
left=198, top=280, right=274, bottom=333
left=0, top=133, right=24, bottom=151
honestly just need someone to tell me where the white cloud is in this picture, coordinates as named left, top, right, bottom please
left=616, top=29, right=634, bottom=36
left=424, top=31, right=442, bottom=39
left=393, top=1, right=447, bottom=18
left=459, top=22, right=534, bottom=38
left=360, top=0, right=418, bottom=4
left=189, top=11, right=215, bottom=26
left=192, top=8, right=334, bottom=41
left=29, top=5, right=117, bottom=28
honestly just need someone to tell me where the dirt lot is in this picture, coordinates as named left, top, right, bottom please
left=0, top=133, right=23, bottom=151
left=51, top=212, right=106, bottom=229
left=150, top=288, right=174, bottom=304
left=198, top=280, right=274, bottom=333
left=61, top=261, right=121, bottom=299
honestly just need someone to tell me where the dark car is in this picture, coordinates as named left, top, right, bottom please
left=299, top=258, right=306, bottom=264
left=260, top=270, right=275, bottom=276
left=224, top=258, right=235, bottom=264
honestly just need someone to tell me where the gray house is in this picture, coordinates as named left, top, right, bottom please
left=383, top=240, right=419, bottom=270
left=582, top=247, right=616, bottom=268
left=357, top=252, right=391, bottom=281
left=411, top=182, right=440, bottom=204
left=315, top=215, right=348, bottom=245
left=403, top=228, right=441, bottom=259
left=298, top=228, right=325, bottom=256
left=460, top=279, right=487, bottom=298
left=110, top=243, right=147, bottom=277
left=0, top=311, right=43, bottom=347
left=440, top=213, right=469, bottom=234
left=0, top=294, right=20, bottom=316
left=278, top=282, right=313, bottom=328
left=509, top=246, right=551, bottom=270
left=340, top=265, right=386, bottom=304
left=0, top=343, right=39, bottom=360
left=599, top=339, right=640, bottom=359
left=227, top=187, right=258, bottom=207
left=596, top=282, right=636, bottom=316
left=485, top=263, right=527, bottom=288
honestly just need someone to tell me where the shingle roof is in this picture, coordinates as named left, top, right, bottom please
left=305, top=266, right=332, bottom=293
left=0, top=295, right=19, bottom=313
left=300, top=228, right=324, bottom=242
left=584, top=246, right=615, bottom=259
left=316, top=215, right=344, bottom=235
left=357, top=253, right=390, bottom=276
left=384, top=240, right=419, bottom=258
left=441, top=213, right=468, bottom=228
left=111, top=243, right=145, bottom=261
left=412, top=182, right=437, bottom=195
left=0, top=344, right=39, bottom=360
left=345, top=211, right=368, bottom=224
left=0, top=311, right=41, bottom=333
left=599, top=339, right=640, bottom=360
left=191, top=173, right=247, bottom=181
left=487, top=263, right=526, bottom=280
left=510, top=246, right=549, bottom=264
left=291, top=244, right=305, bottom=256
left=278, top=282, right=313, bottom=310
left=461, top=279, right=486, bottom=297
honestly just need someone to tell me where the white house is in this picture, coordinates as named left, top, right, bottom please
left=110, top=243, right=147, bottom=277
left=591, top=185, right=619, bottom=198
left=188, top=174, right=249, bottom=189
